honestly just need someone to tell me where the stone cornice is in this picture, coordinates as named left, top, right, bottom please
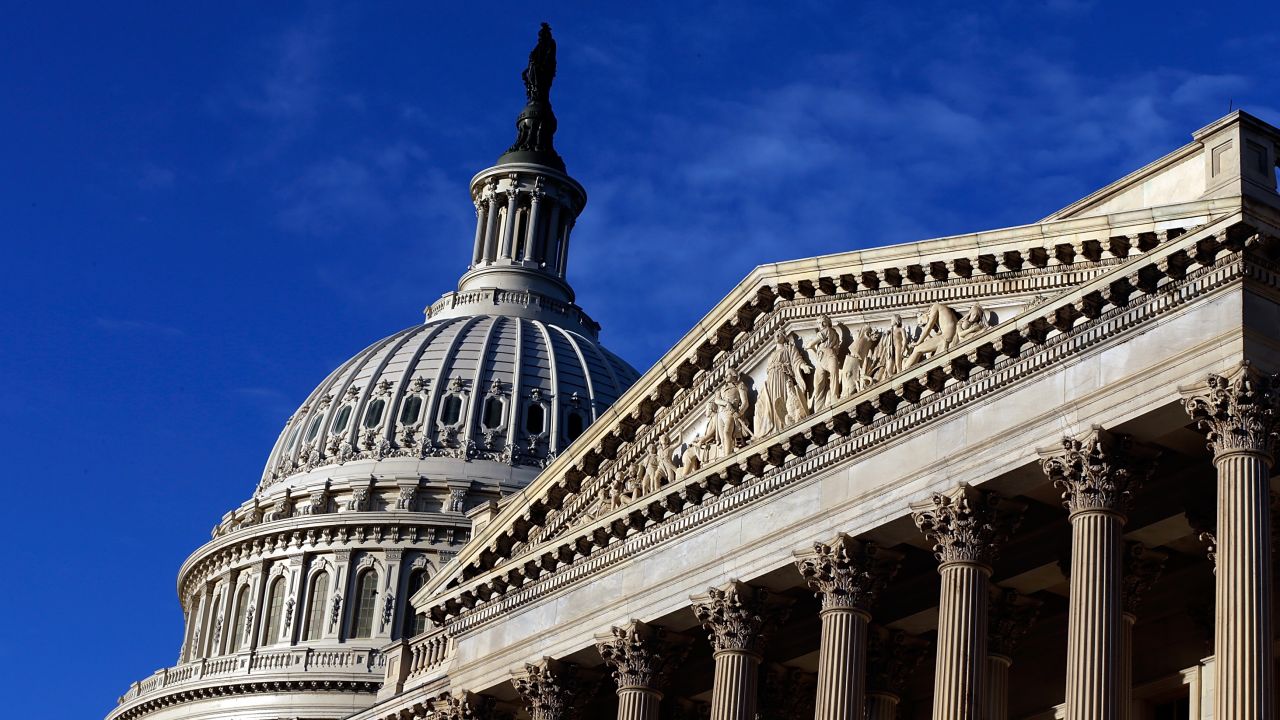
left=418, top=203, right=1243, bottom=606
left=424, top=214, right=1257, bottom=630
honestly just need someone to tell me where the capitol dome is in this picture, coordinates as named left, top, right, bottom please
left=258, top=310, right=638, bottom=498
left=108, top=26, right=639, bottom=720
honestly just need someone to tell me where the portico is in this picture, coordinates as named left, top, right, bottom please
left=357, top=107, right=1280, bottom=720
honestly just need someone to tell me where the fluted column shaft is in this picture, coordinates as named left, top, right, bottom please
left=912, top=485, right=1024, bottom=720
left=933, top=560, right=990, bottom=720
left=482, top=196, right=500, bottom=262
left=1065, top=508, right=1124, bottom=720
left=692, top=581, right=791, bottom=720
left=1215, top=451, right=1274, bottom=720
left=500, top=190, right=519, bottom=258
left=1120, top=612, right=1135, bottom=720
left=814, top=607, right=870, bottom=720
left=986, top=655, right=1011, bottom=720
left=524, top=194, right=542, bottom=262
left=471, top=202, right=487, bottom=266
left=711, top=649, right=759, bottom=720
left=616, top=686, right=661, bottom=720
left=1182, top=364, right=1280, bottom=720
left=866, top=692, right=901, bottom=720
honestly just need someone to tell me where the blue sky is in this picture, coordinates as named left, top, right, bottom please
left=1, top=2, right=1277, bottom=718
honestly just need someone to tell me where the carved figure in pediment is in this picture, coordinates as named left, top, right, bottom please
left=841, top=326, right=883, bottom=399
left=605, top=475, right=627, bottom=512
left=640, top=443, right=675, bottom=494
left=678, top=442, right=702, bottom=479
left=702, top=369, right=753, bottom=461
left=956, top=302, right=992, bottom=342
left=880, top=314, right=909, bottom=378
left=807, top=315, right=844, bottom=412
left=903, top=302, right=994, bottom=369
left=903, top=303, right=962, bottom=370
left=757, top=331, right=813, bottom=435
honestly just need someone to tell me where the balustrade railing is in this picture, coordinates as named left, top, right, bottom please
left=115, top=646, right=385, bottom=706
left=406, top=628, right=452, bottom=679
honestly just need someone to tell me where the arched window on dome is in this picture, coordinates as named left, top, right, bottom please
left=303, top=572, right=329, bottom=641
left=481, top=396, right=505, bottom=431
left=399, top=395, right=423, bottom=426
left=226, top=584, right=249, bottom=654
left=332, top=404, right=353, bottom=434
left=202, top=592, right=223, bottom=658
left=439, top=395, right=464, bottom=427
left=261, top=576, right=286, bottom=646
left=363, top=398, right=386, bottom=429
left=524, top=402, right=546, bottom=436
left=403, top=568, right=428, bottom=638
left=305, top=413, right=325, bottom=443
left=350, top=570, right=378, bottom=639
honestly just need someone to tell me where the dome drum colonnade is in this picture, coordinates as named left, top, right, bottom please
left=409, top=365, right=1280, bottom=720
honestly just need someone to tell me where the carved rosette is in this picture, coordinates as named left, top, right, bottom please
left=511, top=658, right=595, bottom=720
left=866, top=625, right=931, bottom=697
left=594, top=620, right=691, bottom=692
left=910, top=485, right=1025, bottom=567
left=1181, top=362, right=1280, bottom=460
left=793, top=533, right=902, bottom=612
left=1121, top=542, right=1168, bottom=616
left=1040, top=427, right=1157, bottom=517
left=431, top=691, right=497, bottom=720
left=690, top=580, right=793, bottom=656
left=987, top=588, right=1042, bottom=658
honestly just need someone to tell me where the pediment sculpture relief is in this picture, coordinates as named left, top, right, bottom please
left=563, top=301, right=1001, bottom=534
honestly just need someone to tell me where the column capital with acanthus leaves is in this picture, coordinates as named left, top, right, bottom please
left=911, top=484, right=1025, bottom=568
left=1180, top=361, right=1280, bottom=461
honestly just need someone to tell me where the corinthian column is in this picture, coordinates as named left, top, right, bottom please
left=1041, top=427, right=1156, bottom=720
left=794, top=534, right=902, bottom=720
left=1120, top=543, right=1167, bottom=720
left=596, top=620, right=691, bottom=720
left=512, top=657, right=598, bottom=720
left=691, top=580, right=793, bottom=720
left=866, top=626, right=931, bottom=720
left=1182, top=362, right=1280, bottom=720
left=431, top=691, right=497, bottom=720
left=911, top=484, right=1025, bottom=720
left=987, top=588, right=1042, bottom=720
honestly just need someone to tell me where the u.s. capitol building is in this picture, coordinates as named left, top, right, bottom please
left=109, top=25, right=1280, bottom=720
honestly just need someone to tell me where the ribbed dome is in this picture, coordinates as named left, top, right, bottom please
left=259, top=314, right=638, bottom=495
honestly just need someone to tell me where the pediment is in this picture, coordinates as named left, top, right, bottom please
left=412, top=114, right=1280, bottom=624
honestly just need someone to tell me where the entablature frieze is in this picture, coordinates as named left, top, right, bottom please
left=424, top=212, right=1264, bottom=630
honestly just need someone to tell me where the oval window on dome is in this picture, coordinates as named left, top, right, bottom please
left=439, top=395, right=463, bottom=426
left=481, top=396, right=504, bottom=430
left=305, top=414, right=324, bottom=442
left=525, top=403, right=546, bottom=435
left=566, top=411, right=586, bottom=442
left=363, top=398, right=386, bottom=429
left=333, top=405, right=353, bottom=433
left=285, top=424, right=302, bottom=451
left=399, top=395, right=423, bottom=425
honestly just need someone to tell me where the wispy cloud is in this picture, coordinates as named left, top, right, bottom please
left=236, top=14, right=332, bottom=122
left=563, top=16, right=1274, bottom=367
